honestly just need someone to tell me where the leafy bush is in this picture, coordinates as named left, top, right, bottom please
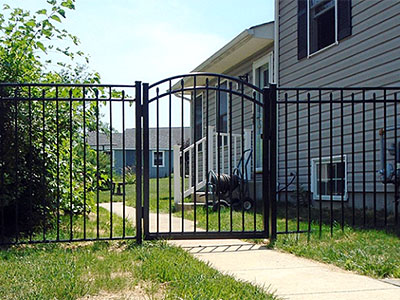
left=0, top=1, right=109, bottom=240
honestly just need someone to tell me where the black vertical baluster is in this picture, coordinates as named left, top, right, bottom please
left=318, top=90, right=322, bottom=237
left=384, top=89, right=387, bottom=227
left=42, top=90, right=46, bottom=241
left=362, top=90, right=366, bottom=227
left=285, top=93, right=288, bottom=233
left=330, top=92, right=333, bottom=237
left=193, top=76, right=197, bottom=233
left=69, top=89, right=73, bottom=240
left=96, top=90, right=100, bottom=239
left=296, top=90, right=300, bottom=232
left=168, top=80, right=172, bottom=233
left=156, top=88, right=160, bottom=234
left=262, top=88, right=269, bottom=237
left=307, top=93, right=311, bottom=234
left=395, top=92, right=398, bottom=226
left=351, top=93, right=355, bottom=227
left=14, top=89, right=19, bottom=243
left=56, top=87, right=60, bottom=241
left=240, top=82, right=245, bottom=232
left=252, top=91, right=257, bottom=232
left=83, top=87, right=87, bottom=240
left=122, top=90, right=126, bottom=237
left=181, top=80, right=185, bottom=233
left=28, top=87, right=33, bottom=242
left=109, top=87, right=113, bottom=238
left=205, top=79, right=210, bottom=232
left=373, top=93, right=377, bottom=227
left=340, top=90, right=344, bottom=231
left=229, top=82, right=233, bottom=232
left=217, top=77, right=221, bottom=232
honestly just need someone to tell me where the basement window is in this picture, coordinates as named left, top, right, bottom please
left=311, top=155, right=347, bottom=201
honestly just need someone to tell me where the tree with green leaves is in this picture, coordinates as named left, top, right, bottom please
left=0, top=0, right=110, bottom=240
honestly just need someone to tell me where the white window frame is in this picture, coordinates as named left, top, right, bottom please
left=311, top=155, right=348, bottom=201
left=152, top=150, right=165, bottom=168
left=194, top=92, right=203, bottom=141
left=307, top=0, right=339, bottom=57
left=252, top=53, right=273, bottom=172
left=252, top=52, right=274, bottom=87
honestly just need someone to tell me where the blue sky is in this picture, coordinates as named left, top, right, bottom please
left=8, top=0, right=275, bottom=129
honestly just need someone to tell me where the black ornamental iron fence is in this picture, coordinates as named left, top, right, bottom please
left=275, top=86, right=400, bottom=236
left=0, top=75, right=399, bottom=246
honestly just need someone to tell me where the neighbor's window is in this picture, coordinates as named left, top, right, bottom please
left=152, top=151, right=164, bottom=167
left=298, top=0, right=352, bottom=59
left=312, top=155, right=347, bottom=200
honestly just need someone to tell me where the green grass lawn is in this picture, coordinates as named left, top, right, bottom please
left=0, top=206, right=276, bottom=300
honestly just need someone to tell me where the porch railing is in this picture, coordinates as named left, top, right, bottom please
left=173, top=126, right=251, bottom=204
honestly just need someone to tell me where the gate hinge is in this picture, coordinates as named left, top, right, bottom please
left=141, top=207, right=145, bottom=219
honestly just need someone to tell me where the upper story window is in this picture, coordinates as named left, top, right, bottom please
left=298, top=0, right=352, bottom=59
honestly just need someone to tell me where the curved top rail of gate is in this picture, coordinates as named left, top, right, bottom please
left=147, top=72, right=264, bottom=106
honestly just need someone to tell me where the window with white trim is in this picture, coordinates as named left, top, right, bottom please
left=252, top=53, right=273, bottom=170
left=298, top=0, right=352, bottom=59
left=152, top=151, right=164, bottom=167
left=311, top=155, right=347, bottom=200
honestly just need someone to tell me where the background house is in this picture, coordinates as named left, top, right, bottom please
left=88, top=127, right=190, bottom=178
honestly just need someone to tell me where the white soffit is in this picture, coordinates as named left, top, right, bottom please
left=194, top=21, right=274, bottom=73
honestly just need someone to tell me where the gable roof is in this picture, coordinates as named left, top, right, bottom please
left=88, top=127, right=191, bottom=150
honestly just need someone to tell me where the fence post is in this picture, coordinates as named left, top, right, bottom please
left=142, top=83, right=150, bottom=239
left=173, top=144, right=181, bottom=205
left=135, top=81, right=142, bottom=244
left=262, top=87, right=270, bottom=239
left=269, top=84, right=277, bottom=240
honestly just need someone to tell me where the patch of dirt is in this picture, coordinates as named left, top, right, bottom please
left=61, top=241, right=94, bottom=250
left=110, top=271, right=131, bottom=280
left=78, top=281, right=167, bottom=300
left=108, top=242, right=128, bottom=253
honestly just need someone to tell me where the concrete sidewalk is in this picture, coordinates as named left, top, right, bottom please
left=101, top=203, right=400, bottom=300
